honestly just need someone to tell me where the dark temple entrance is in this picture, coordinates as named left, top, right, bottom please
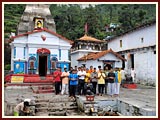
left=39, top=55, right=47, bottom=76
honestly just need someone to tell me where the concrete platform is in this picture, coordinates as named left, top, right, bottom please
left=76, top=84, right=157, bottom=116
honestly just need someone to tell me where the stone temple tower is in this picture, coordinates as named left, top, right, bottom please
left=17, top=4, right=56, bottom=34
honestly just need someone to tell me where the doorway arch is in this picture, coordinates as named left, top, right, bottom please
left=37, top=48, right=50, bottom=76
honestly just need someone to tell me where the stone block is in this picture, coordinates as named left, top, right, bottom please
left=139, top=107, right=156, bottom=116
left=5, top=103, right=15, bottom=116
left=22, top=16, right=30, bottom=22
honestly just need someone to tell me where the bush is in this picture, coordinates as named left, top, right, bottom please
left=4, top=64, right=11, bottom=70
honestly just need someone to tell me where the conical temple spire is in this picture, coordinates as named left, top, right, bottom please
left=17, top=4, right=56, bottom=34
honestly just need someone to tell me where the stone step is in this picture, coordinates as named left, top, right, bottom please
left=66, top=112, right=82, bottom=116
left=48, top=106, right=78, bottom=111
left=49, top=98, right=71, bottom=103
left=36, top=106, right=78, bottom=112
left=36, top=89, right=54, bottom=94
left=48, top=111, right=66, bottom=116
left=66, top=110, right=86, bottom=116
left=84, top=101, right=97, bottom=104
left=36, top=104, right=49, bottom=108
left=35, top=98, right=50, bottom=102
left=35, top=102, right=49, bottom=105
left=48, top=102, right=77, bottom=107
left=38, top=86, right=53, bottom=90
left=35, top=97, right=73, bottom=103
left=35, top=112, right=49, bottom=116
left=6, top=82, right=53, bottom=86
left=35, top=107, right=48, bottom=112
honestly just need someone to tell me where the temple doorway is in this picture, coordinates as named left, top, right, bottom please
left=104, top=62, right=113, bottom=70
left=39, top=55, right=47, bottom=76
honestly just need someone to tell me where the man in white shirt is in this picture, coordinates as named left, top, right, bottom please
left=131, top=68, right=136, bottom=83
left=77, top=67, right=86, bottom=95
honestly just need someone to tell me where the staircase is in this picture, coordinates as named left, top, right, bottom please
left=31, top=85, right=54, bottom=94
left=34, top=95, right=80, bottom=116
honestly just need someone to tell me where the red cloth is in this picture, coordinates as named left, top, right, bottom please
left=53, top=70, right=62, bottom=82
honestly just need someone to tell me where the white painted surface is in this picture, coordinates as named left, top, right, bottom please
left=71, top=51, right=89, bottom=68
left=107, top=23, right=156, bottom=83
left=108, top=24, right=156, bottom=52
left=99, top=53, right=121, bottom=61
left=115, top=61, right=123, bottom=68
left=16, top=47, right=24, bottom=59
left=61, top=49, right=68, bottom=61
left=134, top=50, right=156, bottom=82
left=72, top=50, right=124, bottom=69
left=50, top=49, right=59, bottom=59
left=28, top=48, right=37, bottom=55
left=78, top=60, right=103, bottom=69
left=11, top=30, right=72, bottom=71
left=71, top=52, right=80, bottom=68
left=27, top=31, right=71, bottom=47
left=12, top=36, right=28, bottom=43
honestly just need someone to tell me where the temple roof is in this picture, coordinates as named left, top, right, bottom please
left=77, top=34, right=105, bottom=43
left=8, top=28, right=73, bottom=44
left=77, top=48, right=126, bottom=61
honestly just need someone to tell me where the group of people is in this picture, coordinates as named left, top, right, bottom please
left=53, top=65, right=131, bottom=98
left=13, top=66, right=135, bottom=116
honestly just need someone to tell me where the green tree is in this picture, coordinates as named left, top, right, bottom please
left=4, top=42, right=11, bottom=65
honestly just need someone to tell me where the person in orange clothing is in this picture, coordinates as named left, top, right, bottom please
left=61, top=68, right=70, bottom=95
left=88, top=66, right=94, bottom=73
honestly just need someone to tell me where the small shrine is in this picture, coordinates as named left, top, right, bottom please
left=70, top=34, right=105, bottom=67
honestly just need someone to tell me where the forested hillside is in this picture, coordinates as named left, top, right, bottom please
left=4, top=4, right=156, bottom=66
left=50, top=4, right=156, bottom=40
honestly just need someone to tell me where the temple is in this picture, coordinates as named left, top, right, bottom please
left=8, top=4, right=73, bottom=77
left=70, top=34, right=106, bottom=67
